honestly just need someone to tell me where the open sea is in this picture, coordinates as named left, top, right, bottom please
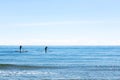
left=0, top=46, right=120, bottom=80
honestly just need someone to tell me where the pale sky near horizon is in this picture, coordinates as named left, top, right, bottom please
left=0, top=0, right=120, bottom=45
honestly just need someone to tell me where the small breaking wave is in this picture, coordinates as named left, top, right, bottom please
left=0, top=64, right=68, bottom=70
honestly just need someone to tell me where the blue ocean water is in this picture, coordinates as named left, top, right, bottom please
left=0, top=46, right=120, bottom=80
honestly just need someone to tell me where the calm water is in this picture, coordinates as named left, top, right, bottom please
left=0, top=46, right=120, bottom=80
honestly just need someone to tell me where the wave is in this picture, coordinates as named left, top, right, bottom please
left=1, top=64, right=120, bottom=71
left=0, top=64, right=67, bottom=70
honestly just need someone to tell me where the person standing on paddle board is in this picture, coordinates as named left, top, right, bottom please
left=20, top=45, right=22, bottom=53
left=45, top=46, right=48, bottom=53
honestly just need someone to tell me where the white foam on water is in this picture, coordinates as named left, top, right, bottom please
left=0, top=70, right=68, bottom=80
left=0, top=70, right=57, bottom=76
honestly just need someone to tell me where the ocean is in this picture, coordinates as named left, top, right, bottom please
left=0, top=46, right=120, bottom=80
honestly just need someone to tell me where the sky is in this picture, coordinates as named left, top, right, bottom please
left=0, top=0, right=120, bottom=45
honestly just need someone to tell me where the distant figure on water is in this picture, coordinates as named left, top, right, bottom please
left=45, top=46, right=48, bottom=53
left=20, top=45, right=22, bottom=53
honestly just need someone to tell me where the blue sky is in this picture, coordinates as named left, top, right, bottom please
left=0, top=0, right=120, bottom=45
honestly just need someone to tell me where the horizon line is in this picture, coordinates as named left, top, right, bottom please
left=0, top=44, right=120, bottom=46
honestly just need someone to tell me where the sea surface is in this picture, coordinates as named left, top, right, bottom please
left=0, top=46, right=120, bottom=80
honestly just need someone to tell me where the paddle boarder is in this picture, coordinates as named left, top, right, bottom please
left=20, top=45, right=22, bottom=53
left=45, top=46, right=48, bottom=53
